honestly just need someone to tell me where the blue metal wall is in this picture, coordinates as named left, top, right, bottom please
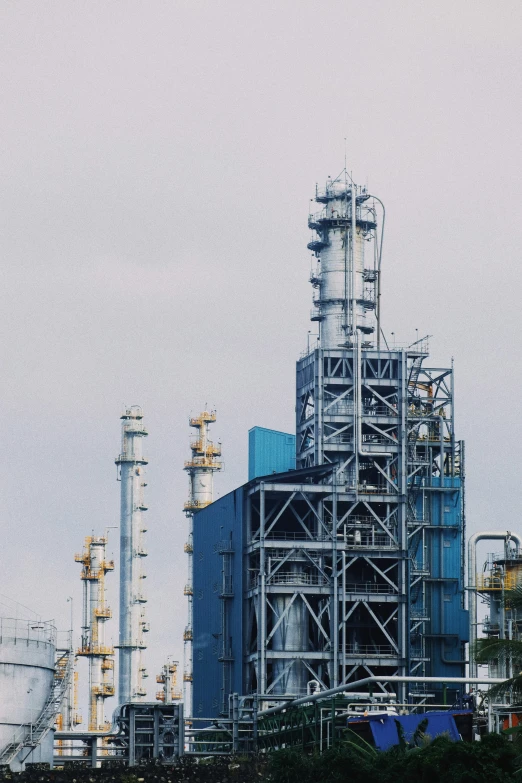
left=192, top=487, right=244, bottom=718
left=248, top=427, right=295, bottom=480
left=425, top=477, right=468, bottom=679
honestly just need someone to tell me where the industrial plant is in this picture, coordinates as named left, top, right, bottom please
left=0, top=169, right=518, bottom=767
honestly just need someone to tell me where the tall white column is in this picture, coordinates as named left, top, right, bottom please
left=115, top=406, right=148, bottom=705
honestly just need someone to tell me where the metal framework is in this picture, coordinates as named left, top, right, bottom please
left=115, top=406, right=149, bottom=704
left=182, top=411, right=222, bottom=716
left=243, top=172, right=465, bottom=705
left=75, top=535, right=115, bottom=730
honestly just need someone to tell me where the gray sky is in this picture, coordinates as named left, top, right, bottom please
left=1, top=1, right=521, bottom=705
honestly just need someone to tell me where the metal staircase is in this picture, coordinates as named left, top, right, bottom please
left=0, top=647, right=73, bottom=766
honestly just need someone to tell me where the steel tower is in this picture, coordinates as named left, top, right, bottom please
left=75, top=536, right=115, bottom=730
left=182, top=411, right=222, bottom=716
left=115, top=407, right=149, bottom=704
left=243, top=172, right=465, bottom=705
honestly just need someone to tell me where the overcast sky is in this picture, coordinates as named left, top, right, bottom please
left=1, top=1, right=521, bottom=705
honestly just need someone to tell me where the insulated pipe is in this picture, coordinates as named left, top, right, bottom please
left=258, top=675, right=505, bottom=718
left=350, top=182, right=357, bottom=338
left=468, top=531, right=522, bottom=678
left=365, top=195, right=385, bottom=350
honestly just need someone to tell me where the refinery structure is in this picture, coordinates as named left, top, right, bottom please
left=0, top=168, right=519, bottom=768
left=192, top=173, right=467, bottom=715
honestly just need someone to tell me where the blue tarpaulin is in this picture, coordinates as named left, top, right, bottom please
left=347, top=711, right=465, bottom=750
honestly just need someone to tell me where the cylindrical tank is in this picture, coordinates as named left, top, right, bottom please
left=271, top=560, right=308, bottom=696
left=190, top=469, right=214, bottom=506
left=319, top=205, right=368, bottom=349
left=0, top=617, right=56, bottom=770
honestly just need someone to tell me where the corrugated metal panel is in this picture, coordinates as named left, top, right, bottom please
left=193, top=486, right=244, bottom=719
left=248, top=427, right=296, bottom=480
left=425, top=477, right=468, bottom=679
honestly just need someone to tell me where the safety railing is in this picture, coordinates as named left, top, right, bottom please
left=264, top=531, right=330, bottom=541
left=476, top=572, right=519, bottom=591
left=344, top=583, right=396, bottom=594
left=342, top=533, right=397, bottom=549
left=362, top=405, right=398, bottom=417
left=0, top=617, right=56, bottom=646
left=269, top=572, right=329, bottom=586
left=345, top=644, right=397, bottom=656
left=324, top=402, right=354, bottom=416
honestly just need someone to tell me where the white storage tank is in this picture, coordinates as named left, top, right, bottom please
left=0, top=616, right=56, bottom=770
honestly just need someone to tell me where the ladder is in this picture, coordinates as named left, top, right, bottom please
left=0, top=648, right=73, bottom=766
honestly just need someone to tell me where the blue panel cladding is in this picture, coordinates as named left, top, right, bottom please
left=248, top=427, right=296, bottom=480
left=192, top=487, right=244, bottom=719
left=424, top=477, right=468, bottom=679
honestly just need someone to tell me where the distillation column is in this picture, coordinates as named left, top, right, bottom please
left=155, top=662, right=182, bottom=704
left=115, top=407, right=149, bottom=705
left=183, top=411, right=222, bottom=716
left=309, top=174, right=379, bottom=349
left=75, top=536, right=115, bottom=731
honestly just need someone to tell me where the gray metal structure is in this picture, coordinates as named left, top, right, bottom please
left=244, top=172, right=465, bottom=705
left=54, top=703, right=184, bottom=767
left=115, top=407, right=149, bottom=704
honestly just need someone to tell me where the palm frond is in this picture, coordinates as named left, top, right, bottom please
left=474, top=637, right=522, bottom=665
left=343, top=729, right=377, bottom=757
left=486, top=675, right=522, bottom=701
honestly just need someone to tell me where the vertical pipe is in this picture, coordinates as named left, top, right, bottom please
left=232, top=693, right=239, bottom=752
left=400, top=351, right=408, bottom=702
left=259, top=486, right=266, bottom=696
left=350, top=183, right=357, bottom=338
left=342, top=551, right=346, bottom=685
left=177, top=703, right=184, bottom=757
left=332, top=484, right=339, bottom=687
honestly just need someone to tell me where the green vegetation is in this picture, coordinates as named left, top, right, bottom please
left=269, top=733, right=518, bottom=782
left=0, top=735, right=520, bottom=783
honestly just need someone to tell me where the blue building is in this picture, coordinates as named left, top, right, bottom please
left=192, top=485, right=245, bottom=718
left=420, top=477, right=469, bottom=680
left=248, top=427, right=295, bottom=480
